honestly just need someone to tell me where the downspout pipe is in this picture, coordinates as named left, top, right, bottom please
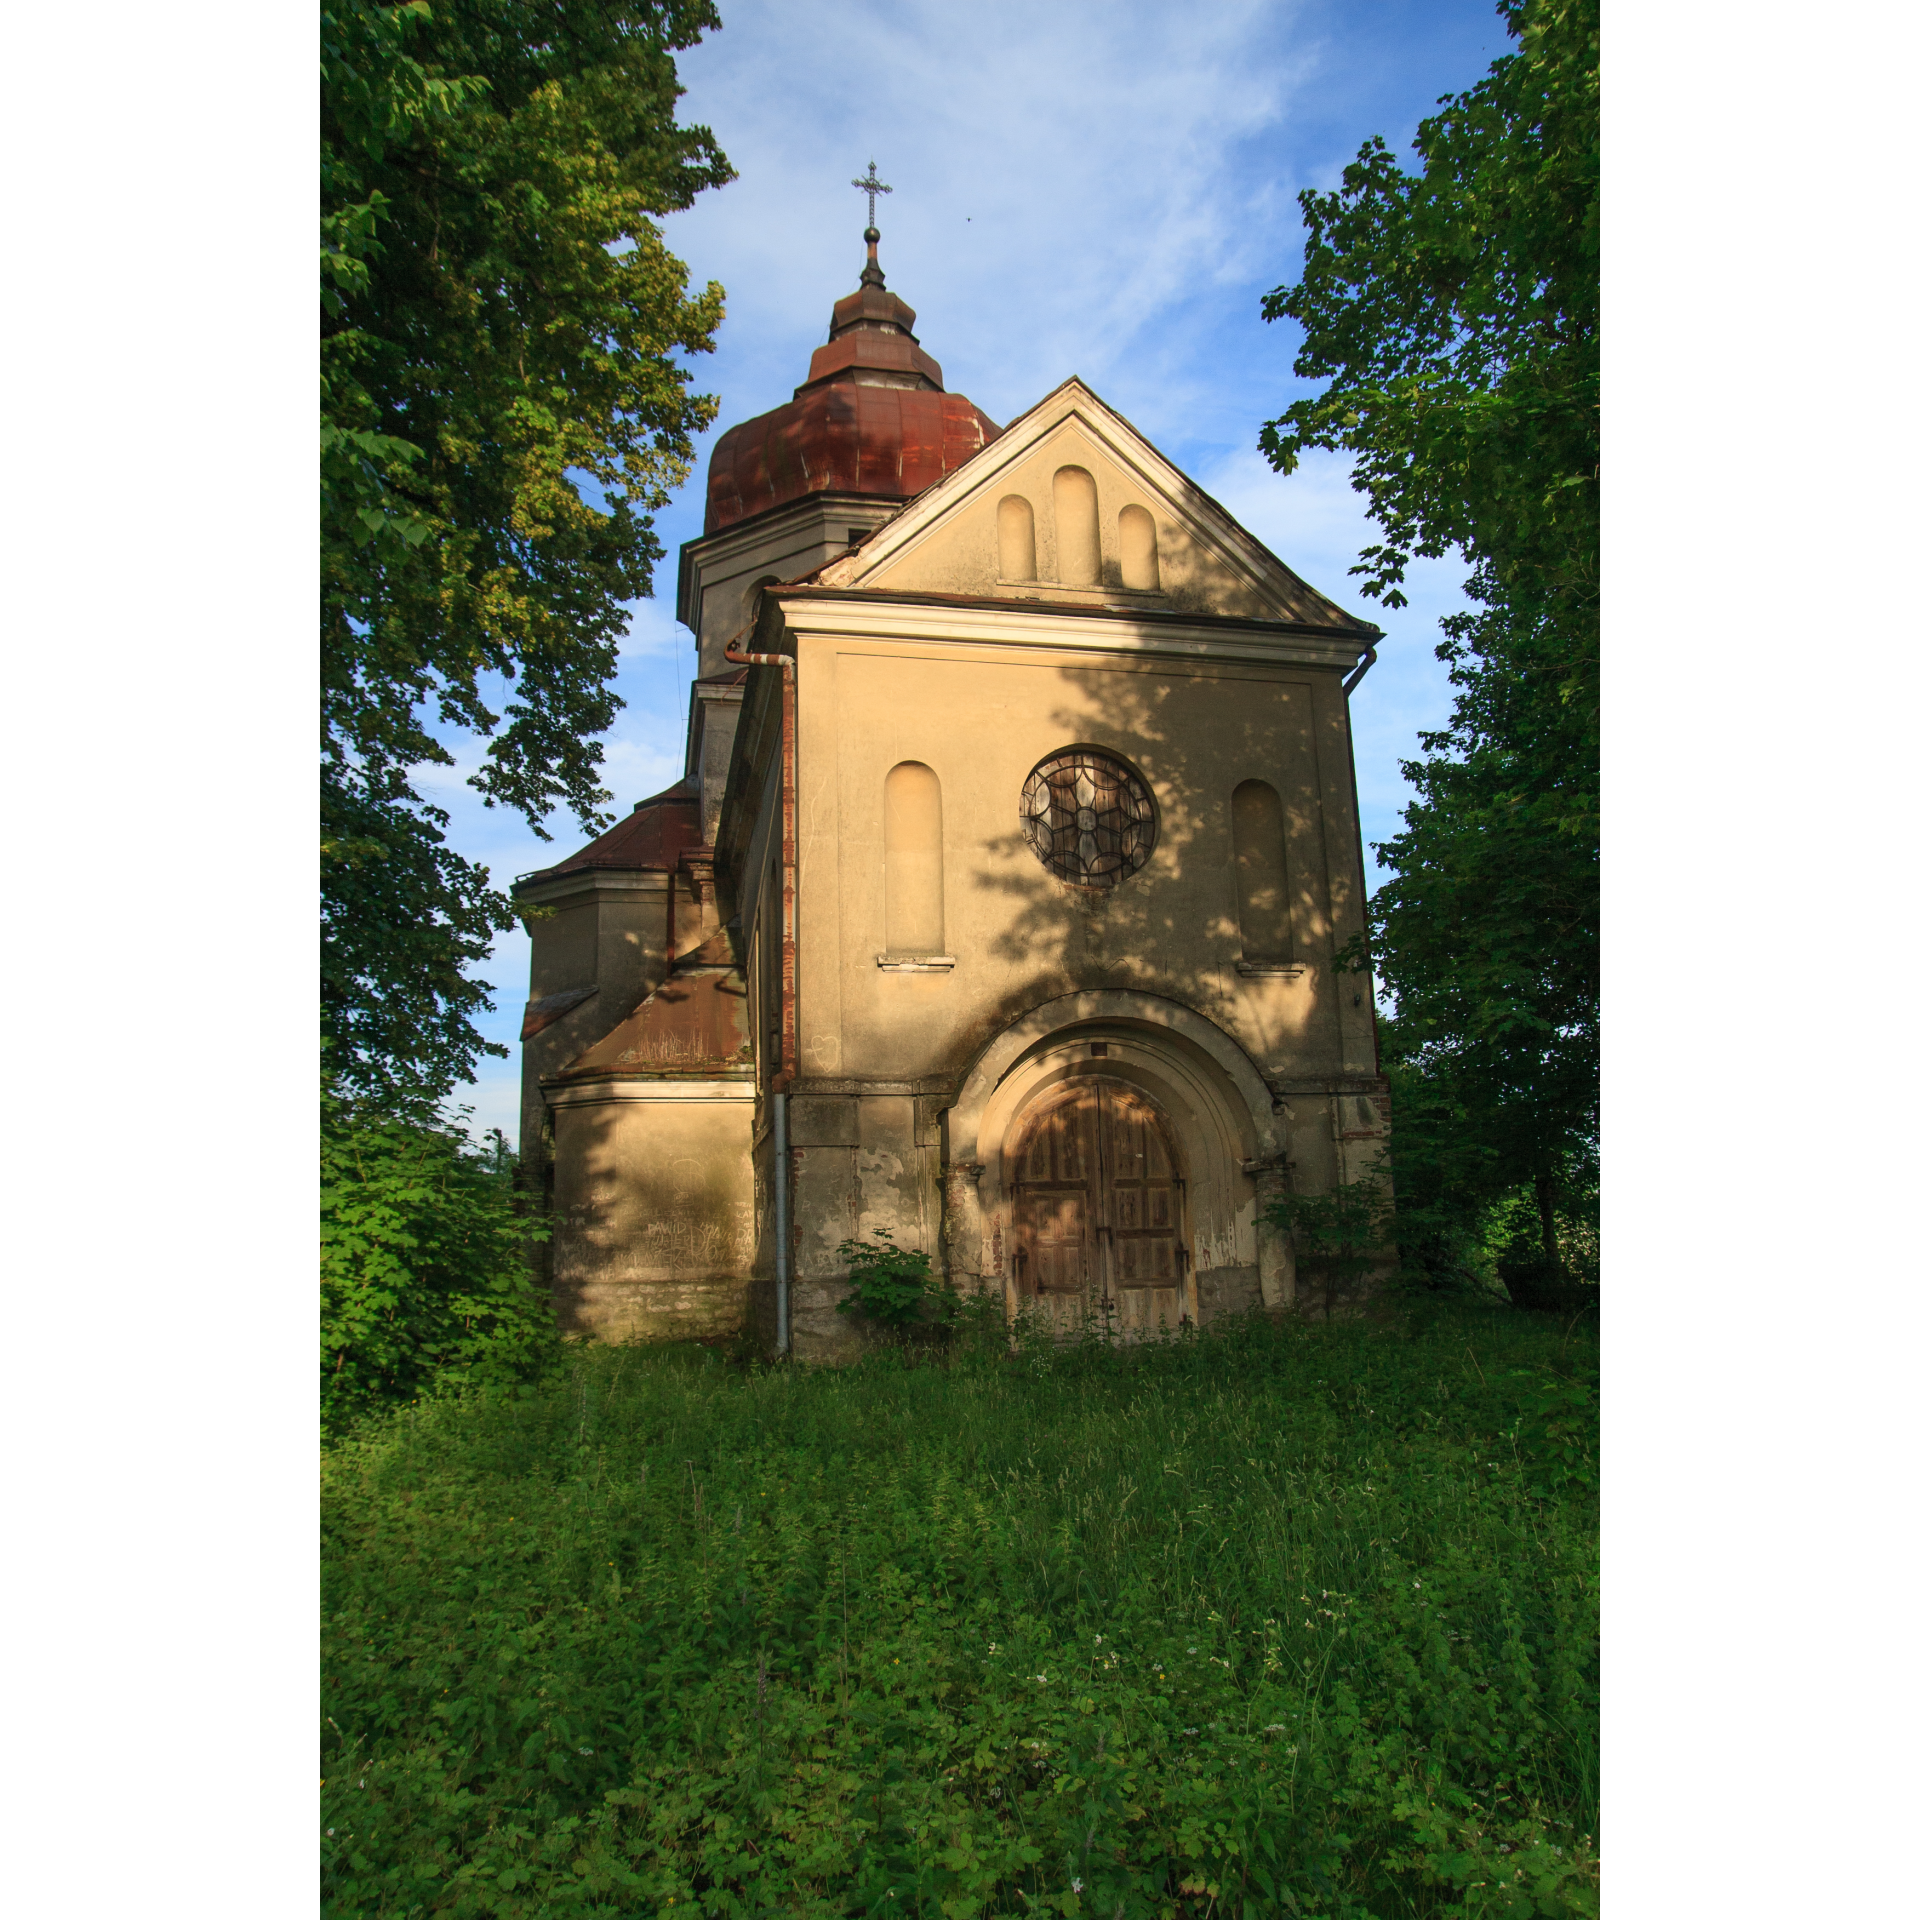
left=1341, top=631, right=1383, bottom=1080
left=1341, top=638, right=1379, bottom=695
left=725, top=617, right=798, bottom=1356
left=772, top=1089, right=791, bottom=1356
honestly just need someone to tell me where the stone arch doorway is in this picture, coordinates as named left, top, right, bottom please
left=1007, top=1075, right=1189, bottom=1334
left=942, top=991, right=1298, bottom=1322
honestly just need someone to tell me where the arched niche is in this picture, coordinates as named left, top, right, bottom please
left=1231, top=779, right=1293, bottom=965
left=883, top=761, right=944, bottom=954
left=1118, top=503, right=1160, bottom=591
left=1052, top=466, right=1100, bottom=586
left=996, top=494, right=1037, bottom=582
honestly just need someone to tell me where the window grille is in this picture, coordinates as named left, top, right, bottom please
left=1019, top=750, right=1157, bottom=888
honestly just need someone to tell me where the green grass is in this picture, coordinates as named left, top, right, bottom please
left=321, top=1305, right=1598, bottom=1918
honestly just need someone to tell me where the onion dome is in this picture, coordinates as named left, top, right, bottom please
left=703, top=224, right=1001, bottom=533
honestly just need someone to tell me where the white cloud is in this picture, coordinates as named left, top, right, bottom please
left=618, top=595, right=690, bottom=664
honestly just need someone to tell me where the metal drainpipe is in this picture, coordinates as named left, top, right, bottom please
left=1342, top=638, right=1379, bottom=696
left=725, top=610, right=798, bottom=1358
left=1342, top=632, right=1383, bottom=1080
left=772, top=1090, right=791, bottom=1357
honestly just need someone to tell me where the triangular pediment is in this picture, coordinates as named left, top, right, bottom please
left=812, top=378, right=1376, bottom=633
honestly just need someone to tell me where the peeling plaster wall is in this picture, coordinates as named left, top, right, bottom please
left=778, top=1093, right=947, bottom=1363
left=753, top=607, right=1388, bottom=1357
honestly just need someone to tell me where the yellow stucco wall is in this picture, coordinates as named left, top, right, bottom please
left=547, top=1089, right=756, bottom=1341
left=785, top=625, right=1375, bottom=1091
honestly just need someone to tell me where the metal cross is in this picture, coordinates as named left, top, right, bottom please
left=851, top=161, right=892, bottom=228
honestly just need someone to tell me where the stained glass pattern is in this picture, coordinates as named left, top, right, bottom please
left=1019, top=750, right=1157, bottom=887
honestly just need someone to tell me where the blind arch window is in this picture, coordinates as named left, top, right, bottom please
left=1231, top=779, right=1293, bottom=965
left=1053, top=466, right=1100, bottom=586
left=1117, top=504, right=1160, bottom=590
left=884, top=761, right=944, bottom=953
left=997, top=495, right=1037, bottom=581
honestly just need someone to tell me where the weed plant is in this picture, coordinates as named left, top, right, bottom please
left=322, top=1304, right=1597, bottom=1917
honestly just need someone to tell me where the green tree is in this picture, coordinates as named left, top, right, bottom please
left=1260, top=0, right=1598, bottom=1278
left=321, top=1085, right=557, bottom=1432
left=322, top=0, right=732, bottom=1100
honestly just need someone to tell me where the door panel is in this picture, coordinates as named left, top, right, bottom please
left=1010, top=1094, right=1098, bottom=1332
left=1009, top=1076, right=1188, bottom=1336
left=1102, top=1085, right=1184, bottom=1326
left=1023, top=1190, right=1089, bottom=1294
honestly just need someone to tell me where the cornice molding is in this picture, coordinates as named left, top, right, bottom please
left=770, top=591, right=1368, bottom=672
left=512, top=867, right=670, bottom=906
left=542, top=1074, right=755, bottom=1108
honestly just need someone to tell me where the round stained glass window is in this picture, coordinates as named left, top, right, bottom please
left=1020, top=749, right=1157, bottom=888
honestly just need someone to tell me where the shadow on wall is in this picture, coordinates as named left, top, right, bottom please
left=956, top=657, right=1343, bottom=1057
left=550, top=1095, right=756, bottom=1341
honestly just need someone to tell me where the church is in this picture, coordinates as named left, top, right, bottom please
left=513, top=205, right=1390, bottom=1360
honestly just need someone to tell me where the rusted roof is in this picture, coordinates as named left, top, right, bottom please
left=706, top=385, right=999, bottom=533
left=703, top=264, right=999, bottom=533
left=517, top=778, right=703, bottom=884
left=554, top=956, right=751, bottom=1080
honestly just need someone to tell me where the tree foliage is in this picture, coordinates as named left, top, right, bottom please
left=1261, top=0, right=1598, bottom=1276
left=1263, top=1175, right=1396, bottom=1321
left=321, top=0, right=732, bottom=1100
left=321, top=1084, right=557, bottom=1431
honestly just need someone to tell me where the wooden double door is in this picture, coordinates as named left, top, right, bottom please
left=1009, top=1078, right=1188, bottom=1333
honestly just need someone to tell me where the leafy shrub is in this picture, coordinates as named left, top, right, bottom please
left=321, top=1086, right=556, bottom=1433
left=323, top=1306, right=1597, bottom=1915
left=835, top=1228, right=951, bottom=1330
left=1500, top=1367, right=1597, bottom=1500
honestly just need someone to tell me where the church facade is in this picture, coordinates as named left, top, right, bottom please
left=514, top=229, right=1390, bottom=1359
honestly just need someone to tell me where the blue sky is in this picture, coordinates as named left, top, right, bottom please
left=431, top=0, right=1512, bottom=1143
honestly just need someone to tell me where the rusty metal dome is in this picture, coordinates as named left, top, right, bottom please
left=702, top=234, right=1000, bottom=534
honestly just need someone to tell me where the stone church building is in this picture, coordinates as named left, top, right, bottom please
left=514, top=223, right=1389, bottom=1359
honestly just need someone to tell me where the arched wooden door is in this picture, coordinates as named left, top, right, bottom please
left=1008, top=1078, right=1187, bottom=1333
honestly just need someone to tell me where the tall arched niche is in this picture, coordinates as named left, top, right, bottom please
left=1231, top=779, right=1293, bottom=965
left=1053, top=466, right=1100, bottom=586
left=996, top=494, right=1036, bottom=582
left=883, top=760, right=944, bottom=954
left=1118, top=503, right=1160, bottom=591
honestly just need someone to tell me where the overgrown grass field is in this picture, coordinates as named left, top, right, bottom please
left=322, top=1308, right=1597, bottom=1918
